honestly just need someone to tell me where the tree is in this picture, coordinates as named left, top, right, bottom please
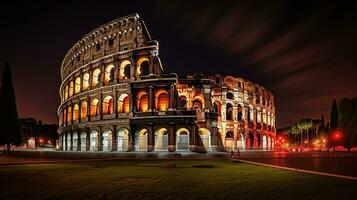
left=338, top=98, right=357, bottom=152
left=0, top=62, right=21, bottom=151
left=330, top=100, right=339, bottom=130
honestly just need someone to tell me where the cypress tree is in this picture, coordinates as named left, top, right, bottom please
left=0, top=62, right=21, bottom=151
left=330, top=100, right=338, bottom=130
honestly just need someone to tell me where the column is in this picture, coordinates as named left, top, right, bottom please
left=130, top=92, right=136, bottom=112
left=168, top=124, right=176, bottom=152
left=64, top=132, right=67, bottom=151
left=77, top=132, right=81, bottom=151
left=86, top=128, right=90, bottom=151
left=189, top=124, right=196, bottom=152
left=98, top=126, right=103, bottom=151
left=87, top=98, right=91, bottom=121
left=70, top=131, right=73, bottom=151
left=112, top=125, right=118, bottom=152
left=169, top=84, right=175, bottom=110
left=148, top=86, right=153, bottom=111
left=148, top=125, right=154, bottom=152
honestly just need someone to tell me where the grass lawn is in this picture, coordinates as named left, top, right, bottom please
left=0, top=159, right=355, bottom=200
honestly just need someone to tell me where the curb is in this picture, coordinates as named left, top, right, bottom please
left=235, top=159, right=357, bottom=181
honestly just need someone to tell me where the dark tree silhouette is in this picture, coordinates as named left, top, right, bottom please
left=330, top=100, right=339, bottom=130
left=0, top=62, right=21, bottom=151
left=338, top=98, right=357, bottom=152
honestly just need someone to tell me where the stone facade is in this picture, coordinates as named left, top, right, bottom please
left=58, top=13, right=276, bottom=153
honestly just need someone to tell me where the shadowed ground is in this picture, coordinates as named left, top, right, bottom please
left=0, top=159, right=355, bottom=200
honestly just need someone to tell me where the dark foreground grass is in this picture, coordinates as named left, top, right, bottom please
left=0, top=159, right=355, bottom=200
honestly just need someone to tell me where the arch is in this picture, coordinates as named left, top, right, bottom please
left=63, top=109, right=67, bottom=124
left=178, top=96, right=187, bottom=110
left=176, top=128, right=190, bottom=151
left=267, top=136, right=272, bottom=150
left=75, top=77, right=81, bottom=94
left=198, top=128, right=211, bottom=151
left=72, top=132, right=79, bottom=151
left=154, top=128, right=168, bottom=151
left=82, top=73, right=90, bottom=90
left=237, top=132, right=245, bottom=150
left=213, top=101, right=221, bottom=115
left=92, top=68, right=101, bottom=87
left=137, top=91, right=148, bottom=112
left=118, top=93, right=130, bottom=113
left=90, top=98, right=99, bottom=116
left=193, top=94, right=204, bottom=111
left=117, top=128, right=129, bottom=151
left=137, top=57, right=150, bottom=77
left=226, top=103, right=233, bottom=120
left=69, top=81, right=74, bottom=97
left=90, top=130, right=98, bottom=151
left=135, top=129, right=148, bottom=151
left=267, top=111, right=271, bottom=126
left=256, top=107, right=261, bottom=123
left=104, top=64, right=115, bottom=85
left=246, top=132, right=254, bottom=149
left=102, top=96, right=113, bottom=115
left=155, top=90, right=169, bottom=111
left=262, top=109, right=267, bottom=124
left=64, top=85, right=69, bottom=100
left=248, top=105, right=254, bottom=122
left=262, top=135, right=267, bottom=150
left=67, top=106, right=72, bottom=123
left=119, top=60, right=131, bottom=80
left=226, top=92, right=234, bottom=100
left=237, top=104, right=243, bottom=121
left=80, top=132, right=87, bottom=151
left=66, top=133, right=71, bottom=151
left=73, top=104, right=79, bottom=121
left=81, top=101, right=88, bottom=119
left=102, top=130, right=113, bottom=152
left=225, top=131, right=234, bottom=150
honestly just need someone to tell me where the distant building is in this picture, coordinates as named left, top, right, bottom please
left=58, top=13, right=276, bottom=152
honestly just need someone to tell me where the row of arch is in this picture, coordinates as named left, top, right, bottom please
left=224, top=131, right=275, bottom=150
left=61, top=127, right=212, bottom=152
left=62, top=58, right=150, bottom=101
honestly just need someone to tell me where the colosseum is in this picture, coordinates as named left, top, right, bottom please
left=58, top=13, right=276, bottom=153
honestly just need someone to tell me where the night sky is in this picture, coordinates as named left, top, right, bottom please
left=1, top=0, right=356, bottom=128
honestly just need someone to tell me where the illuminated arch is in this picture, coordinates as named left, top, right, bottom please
left=237, top=104, right=243, bottom=121
left=104, top=64, right=115, bottom=85
left=135, top=129, right=148, bottom=151
left=90, top=130, right=98, bottom=151
left=90, top=98, right=99, bottom=116
left=213, top=100, right=221, bottom=115
left=66, top=132, right=71, bottom=151
left=225, top=131, right=234, bottom=151
left=136, top=57, right=150, bottom=77
left=193, top=94, right=204, bottom=110
left=154, top=128, right=168, bottom=151
left=102, top=130, right=113, bottom=152
left=69, top=81, right=74, bottom=97
left=226, top=103, right=233, bottom=120
left=117, top=128, right=129, bottom=151
left=198, top=128, right=211, bottom=151
left=262, top=135, right=267, bottom=150
left=64, top=85, right=69, bottom=100
left=119, top=60, right=131, bottom=80
left=178, top=95, right=187, bottom=110
left=176, top=128, right=190, bottom=151
left=81, top=101, right=88, bottom=119
left=248, top=105, right=254, bottom=122
left=155, top=89, right=169, bottom=111
left=256, top=107, right=261, bottom=123
left=67, top=106, right=72, bottom=123
left=80, top=132, right=87, bottom=151
left=82, top=73, right=90, bottom=90
left=72, top=132, right=79, bottom=151
left=75, top=77, right=81, bottom=94
left=137, top=91, right=148, bottom=112
left=267, top=111, right=271, bottom=126
left=92, top=68, right=101, bottom=87
left=118, top=93, right=130, bottom=113
left=262, top=109, right=267, bottom=124
left=102, top=96, right=113, bottom=115
left=73, top=104, right=79, bottom=121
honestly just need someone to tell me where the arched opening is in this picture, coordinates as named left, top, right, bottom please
left=262, top=135, right=267, bottom=150
left=225, top=131, right=233, bottom=150
left=135, top=129, right=148, bottom=151
left=104, top=64, right=115, bottom=85
left=248, top=105, right=254, bottom=122
left=81, top=101, right=88, bottom=119
left=90, top=98, right=99, bottom=116
left=257, top=107, right=262, bottom=123
left=64, top=85, right=69, bottom=100
left=92, top=69, right=101, bottom=87
left=75, top=77, right=81, bottom=94
left=82, top=73, right=90, bottom=90
left=67, top=106, right=72, bottom=123
left=193, top=94, right=204, bottom=111
left=72, top=132, right=78, bottom=151
left=238, top=104, right=243, bottom=121
left=137, top=57, right=150, bottom=77
left=267, top=111, right=271, bottom=126
left=199, top=128, right=211, bottom=151
left=90, top=130, right=98, bottom=151
left=263, top=109, right=267, bottom=124
left=247, top=132, right=254, bottom=148
left=226, top=103, right=233, bottom=120
left=257, top=133, right=261, bottom=148
left=66, top=133, right=71, bottom=151
left=268, top=136, right=272, bottom=150
left=237, top=133, right=245, bottom=150
left=226, top=92, right=234, bottom=100
left=102, top=96, right=113, bottom=115
left=102, top=130, right=113, bottom=152
left=80, top=132, right=87, bottom=151
left=176, top=128, right=190, bottom=151
left=178, top=96, right=187, bottom=110
left=156, top=90, right=169, bottom=111
left=73, top=104, right=79, bottom=121
left=118, top=93, right=130, bottom=113
left=117, top=128, right=129, bottom=151
left=154, top=128, right=168, bottom=151
left=137, top=91, right=148, bottom=112
left=69, top=81, right=74, bottom=97
left=119, top=60, right=131, bottom=80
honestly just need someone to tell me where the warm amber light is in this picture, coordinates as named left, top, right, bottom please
left=139, top=94, right=148, bottom=112
left=81, top=101, right=88, bottom=119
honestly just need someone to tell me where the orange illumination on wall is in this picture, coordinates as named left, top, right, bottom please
left=73, top=104, right=79, bottom=121
left=157, top=93, right=168, bottom=111
left=81, top=102, right=87, bottom=119
left=103, top=96, right=113, bottom=115
left=123, top=96, right=130, bottom=113
left=139, top=94, right=148, bottom=112
left=67, top=106, right=72, bottom=122
left=90, top=99, right=99, bottom=116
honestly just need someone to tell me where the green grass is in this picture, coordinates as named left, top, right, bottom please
left=0, top=159, right=355, bottom=200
